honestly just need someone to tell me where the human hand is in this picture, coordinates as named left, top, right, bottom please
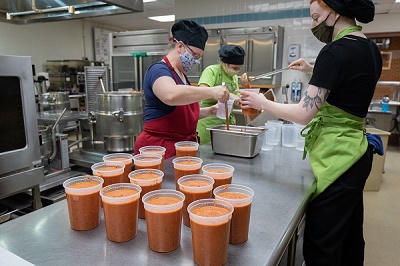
left=239, top=89, right=267, bottom=111
left=231, top=93, right=241, bottom=106
left=209, top=104, right=218, bottom=116
left=288, top=58, right=313, bottom=74
left=212, top=85, right=230, bottom=103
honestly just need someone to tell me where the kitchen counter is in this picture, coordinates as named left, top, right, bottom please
left=0, top=144, right=315, bottom=266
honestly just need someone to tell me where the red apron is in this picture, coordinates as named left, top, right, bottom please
left=134, top=56, right=200, bottom=159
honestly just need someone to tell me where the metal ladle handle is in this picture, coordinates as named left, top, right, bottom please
left=49, top=108, right=67, bottom=161
left=249, top=67, right=290, bottom=81
left=52, top=108, right=67, bottom=131
left=99, top=76, right=106, bottom=93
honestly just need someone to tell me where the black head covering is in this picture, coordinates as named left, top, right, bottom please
left=219, top=45, right=245, bottom=65
left=323, top=0, right=375, bottom=23
left=171, top=20, right=208, bottom=51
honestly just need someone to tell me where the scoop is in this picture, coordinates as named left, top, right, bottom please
left=240, top=67, right=290, bottom=88
left=222, top=82, right=229, bottom=131
left=98, top=76, right=106, bottom=93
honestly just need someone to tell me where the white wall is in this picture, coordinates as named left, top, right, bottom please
left=0, top=19, right=123, bottom=72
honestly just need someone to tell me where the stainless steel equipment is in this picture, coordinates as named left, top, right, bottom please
left=110, top=29, right=169, bottom=91
left=78, top=115, right=105, bottom=151
left=39, top=109, right=67, bottom=171
left=36, top=109, right=87, bottom=191
left=38, top=91, right=71, bottom=111
left=0, top=0, right=143, bottom=25
left=68, top=91, right=145, bottom=168
left=85, top=66, right=111, bottom=113
left=186, top=26, right=285, bottom=87
left=96, top=91, right=144, bottom=152
left=0, top=55, right=44, bottom=209
left=208, top=125, right=266, bottom=158
left=38, top=125, right=53, bottom=162
left=46, top=60, right=91, bottom=92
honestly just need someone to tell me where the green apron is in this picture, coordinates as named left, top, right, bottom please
left=302, top=102, right=367, bottom=199
left=196, top=64, right=239, bottom=145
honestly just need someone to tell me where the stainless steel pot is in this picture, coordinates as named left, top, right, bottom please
left=96, top=91, right=144, bottom=152
left=39, top=92, right=71, bottom=112
left=38, top=125, right=52, bottom=160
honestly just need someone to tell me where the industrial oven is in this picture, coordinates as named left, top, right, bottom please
left=0, top=55, right=44, bottom=209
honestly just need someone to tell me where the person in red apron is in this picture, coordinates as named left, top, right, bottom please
left=239, top=0, right=382, bottom=265
left=134, top=20, right=230, bottom=159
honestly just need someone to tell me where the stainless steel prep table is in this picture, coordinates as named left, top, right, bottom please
left=0, top=144, right=315, bottom=266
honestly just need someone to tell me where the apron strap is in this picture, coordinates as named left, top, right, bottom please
left=163, top=56, right=190, bottom=85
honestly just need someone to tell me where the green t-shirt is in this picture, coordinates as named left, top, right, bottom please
left=198, top=64, right=240, bottom=107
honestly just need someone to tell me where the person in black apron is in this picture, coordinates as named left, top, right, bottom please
left=239, top=0, right=382, bottom=265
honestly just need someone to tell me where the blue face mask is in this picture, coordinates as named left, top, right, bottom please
left=180, top=48, right=201, bottom=73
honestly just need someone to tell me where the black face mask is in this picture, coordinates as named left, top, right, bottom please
left=311, top=12, right=338, bottom=43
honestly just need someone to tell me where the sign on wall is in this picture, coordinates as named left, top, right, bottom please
left=94, top=27, right=113, bottom=65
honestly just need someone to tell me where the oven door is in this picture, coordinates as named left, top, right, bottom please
left=0, top=55, right=42, bottom=176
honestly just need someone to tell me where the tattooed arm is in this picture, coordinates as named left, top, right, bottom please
left=239, top=84, right=329, bottom=125
left=302, top=85, right=330, bottom=112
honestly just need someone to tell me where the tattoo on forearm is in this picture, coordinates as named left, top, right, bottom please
left=302, top=87, right=329, bottom=111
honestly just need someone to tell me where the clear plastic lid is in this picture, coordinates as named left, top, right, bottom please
left=174, top=141, right=199, bottom=150
left=172, top=156, right=203, bottom=170
left=142, top=189, right=185, bottom=213
left=128, top=169, right=164, bottom=185
left=178, top=174, right=214, bottom=193
left=91, top=161, right=125, bottom=177
left=188, top=199, right=234, bottom=225
left=63, top=175, right=104, bottom=195
left=213, top=184, right=254, bottom=207
left=100, top=183, right=142, bottom=204
left=201, top=163, right=234, bottom=179
left=132, top=154, right=162, bottom=167
left=139, top=146, right=166, bottom=155
left=102, top=153, right=133, bottom=165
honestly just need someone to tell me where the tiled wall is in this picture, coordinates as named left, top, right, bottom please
left=184, top=8, right=310, bottom=25
left=175, top=0, right=400, bottom=103
left=176, top=0, right=318, bottom=103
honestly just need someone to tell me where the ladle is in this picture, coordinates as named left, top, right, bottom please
left=222, top=82, right=229, bottom=131
left=98, top=76, right=106, bottom=93
left=48, top=108, right=67, bottom=161
left=240, top=67, right=290, bottom=88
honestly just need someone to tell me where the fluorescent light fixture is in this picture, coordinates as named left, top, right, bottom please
left=144, top=0, right=157, bottom=3
left=148, top=15, right=175, bottom=22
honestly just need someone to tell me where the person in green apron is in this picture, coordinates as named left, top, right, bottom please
left=239, top=0, right=382, bottom=265
left=196, top=45, right=245, bottom=144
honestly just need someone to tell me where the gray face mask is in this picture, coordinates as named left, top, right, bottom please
left=311, top=12, right=338, bottom=43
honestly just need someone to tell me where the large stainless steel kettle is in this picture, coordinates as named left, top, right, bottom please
left=96, top=91, right=144, bottom=152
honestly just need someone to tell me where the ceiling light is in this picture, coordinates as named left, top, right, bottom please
left=148, top=15, right=175, bottom=22
left=144, top=0, right=157, bottom=2
left=396, top=0, right=400, bottom=3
